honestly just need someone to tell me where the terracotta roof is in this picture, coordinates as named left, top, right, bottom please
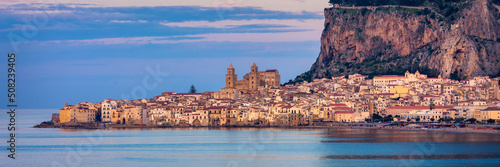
left=174, top=93, right=204, bottom=96
left=206, top=106, right=224, bottom=110
left=388, top=106, right=453, bottom=110
left=375, top=75, right=404, bottom=78
left=331, top=107, right=352, bottom=111
left=328, top=104, right=347, bottom=107
left=334, top=110, right=354, bottom=114
left=484, top=107, right=500, bottom=111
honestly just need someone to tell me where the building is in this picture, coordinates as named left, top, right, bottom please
left=493, top=79, right=500, bottom=100
left=333, top=110, right=355, bottom=122
left=213, top=87, right=241, bottom=100
left=123, top=106, right=144, bottom=124
left=373, top=71, right=427, bottom=86
left=401, top=110, right=443, bottom=122
left=51, top=113, right=60, bottom=124
left=59, top=102, right=98, bottom=123
left=59, top=103, right=72, bottom=123
left=373, top=75, right=405, bottom=86
left=389, top=85, right=409, bottom=98
left=386, top=106, right=453, bottom=117
left=481, top=107, right=500, bottom=122
left=225, top=63, right=280, bottom=91
left=348, top=73, right=367, bottom=82
left=101, top=100, right=118, bottom=122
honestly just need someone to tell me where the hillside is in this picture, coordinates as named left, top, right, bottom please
left=288, top=0, right=500, bottom=84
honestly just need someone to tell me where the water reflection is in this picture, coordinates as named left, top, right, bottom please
left=317, top=128, right=500, bottom=143
left=321, top=154, right=500, bottom=159
left=9, top=110, right=500, bottom=166
left=10, top=126, right=500, bottom=167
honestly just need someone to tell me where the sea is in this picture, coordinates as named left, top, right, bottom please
left=1, top=109, right=500, bottom=167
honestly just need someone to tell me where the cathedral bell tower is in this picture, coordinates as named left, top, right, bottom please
left=226, top=64, right=236, bottom=88
left=249, top=63, right=259, bottom=90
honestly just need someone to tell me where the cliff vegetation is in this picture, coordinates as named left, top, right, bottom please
left=288, top=0, right=500, bottom=85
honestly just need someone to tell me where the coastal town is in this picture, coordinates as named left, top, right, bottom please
left=43, top=63, right=500, bottom=128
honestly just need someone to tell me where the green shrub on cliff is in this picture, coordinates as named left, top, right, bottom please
left=494, top=0, right=500, bottom=5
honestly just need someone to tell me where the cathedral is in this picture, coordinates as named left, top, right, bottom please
left=225, top=63, right=281, bottom=90
left=214, top=63, right=281, bottom=99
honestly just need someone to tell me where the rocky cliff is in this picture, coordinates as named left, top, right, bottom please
left=290, top=0, right=500, bottom=84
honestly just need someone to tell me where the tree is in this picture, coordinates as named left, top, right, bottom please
left=454, top=117, right=465, bottom=123
left=383, top=115, right=393, bottom=122
left=487, top=119, right=496, bottom=124
left=465, top=118, right=477, bottom=123
left=189, top=85, right=197, bottom=93
left=450, top=69, right=461, bottom=81
left=416, top=117, right=421, bottom=122
left=430, top=118, right=435, bottom=122
left=372, top=113, right=383, bottom=121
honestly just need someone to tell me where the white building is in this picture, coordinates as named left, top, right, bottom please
left=101, top=100, right=118, bottom=122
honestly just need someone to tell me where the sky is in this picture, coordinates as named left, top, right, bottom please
left=0, top=0, right=330, bottom=109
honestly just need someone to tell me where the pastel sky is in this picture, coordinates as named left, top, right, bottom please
left=0, top=0, right=330, bottom=108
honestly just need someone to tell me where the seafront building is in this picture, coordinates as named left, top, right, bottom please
left=57, top=64, right=500, bottom=126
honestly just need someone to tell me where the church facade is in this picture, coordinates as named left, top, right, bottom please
left=214, top=63, right=280, bottom=100
left=225, top=63, right=281, bottom=90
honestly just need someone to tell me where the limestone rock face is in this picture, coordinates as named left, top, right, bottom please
left=295, top=0, right=500, bottom=83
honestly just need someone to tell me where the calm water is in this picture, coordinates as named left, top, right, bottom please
left=1, top=109, right=500, bottom=167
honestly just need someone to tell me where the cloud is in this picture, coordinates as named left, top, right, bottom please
left=0, top=0, right=330, bottom=13
left=9, top=9, right=73, bottom=15
left=2, top=2, right=326, bottom=47
left=35, top=18, right=324, bottom=45
left=39, top=30, right=323, bottom=45
left=110, top=20, right=148, bottom=23
left=159, top=19, right=322, bottom=30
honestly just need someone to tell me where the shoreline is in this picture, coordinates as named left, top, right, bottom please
left=322, top=125, right=500, bottom=135
left=34, top=123, right=500, bottom=135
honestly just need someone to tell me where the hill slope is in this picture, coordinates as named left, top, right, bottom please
left=289, top=0, right=500, bottom=84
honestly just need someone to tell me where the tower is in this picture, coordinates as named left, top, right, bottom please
left=249, top=63, right=259, bottom=90
left=226, top=64, right=236, bottom=88
left=494, top=79, right=500, bottom=100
